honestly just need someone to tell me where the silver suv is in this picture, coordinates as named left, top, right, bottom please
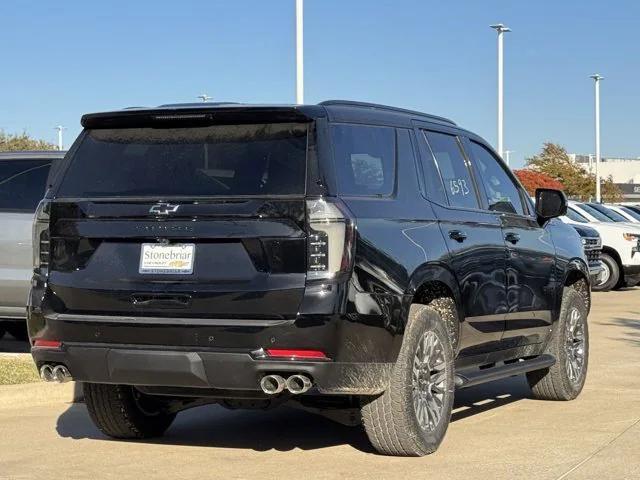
left=0, top=151, right=65, bottom=340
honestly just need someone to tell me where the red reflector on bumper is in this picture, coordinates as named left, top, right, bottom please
left=265, top=349, right=329, bottom=360
left=33, top=339, right=62, bottom=349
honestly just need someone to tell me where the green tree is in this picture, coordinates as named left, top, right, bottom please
left=0, top=130, right=57, bottom=152
left=526, top=142, right=622, bottom=202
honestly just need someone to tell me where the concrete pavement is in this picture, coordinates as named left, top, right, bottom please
left=0, top=290, right=638, bottom=479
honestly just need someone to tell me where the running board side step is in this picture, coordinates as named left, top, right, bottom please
left=454, top=354, right=556, bottom=389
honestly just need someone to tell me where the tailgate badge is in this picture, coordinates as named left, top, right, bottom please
left=149, top=203, right=180, bottom=215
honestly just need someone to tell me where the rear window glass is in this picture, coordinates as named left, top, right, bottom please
left=423, top=131, right=479, bottom=210
left=57, top=123, right=308, bottom=197
left=331, top=124, right=395, bottom=196
left=0, top=160, right=52, bottom=212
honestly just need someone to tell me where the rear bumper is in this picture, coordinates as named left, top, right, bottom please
left=28, top=270, right=408, bottom=395
left=31, top=344, right=392, bottom=395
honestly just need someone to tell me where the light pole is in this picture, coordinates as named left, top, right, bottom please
left=504, top=150, right=514, bottom=167
left=197, top=94, right=212, bottom=102
left=295, top=0, right=304, bottom=104
left=54, top=125, right=66, bottom=151
left=590, top=74, right=603, bottom=202
left=490, top=23, right=511, bottom=159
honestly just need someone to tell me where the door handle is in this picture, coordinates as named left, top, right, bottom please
left=449, top=230, right=467, bottom=243
left=505, top=232, right=520, bottom=244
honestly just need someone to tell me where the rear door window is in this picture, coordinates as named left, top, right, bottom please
left=0, top=160, right=52, bottom=212
left=331, top=124, right=395, bottom=196
left=56, top=123, right=308, bottom=197
left=423, top=130, right=479, bottom=209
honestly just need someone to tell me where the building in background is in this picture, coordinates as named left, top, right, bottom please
left=569, top=153, right=640, bottom=203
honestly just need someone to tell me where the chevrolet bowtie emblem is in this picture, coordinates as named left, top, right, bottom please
left=149, top=203, right=180, bottom=215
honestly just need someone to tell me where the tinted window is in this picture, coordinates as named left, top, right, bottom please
left=469, top=141, right=525, bottom=215
left=587, top=203, right=627, bottom=222
left=565, top=207, right=588, bottom=223
left=0, top=160, right=52, bottom=212
left=57, top=123, right=308, bottom=197
left=620, top=206, right=640, bottom=221
left=331, top=124, right=395, bottom=196
left=416, top=131, right=447, bottom=204
left=423, top=131, right=479, bottom=209
left=577, top=203, right=612, bottom=222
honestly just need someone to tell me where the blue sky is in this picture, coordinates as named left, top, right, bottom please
left=2, top=0, right=639, bottom=168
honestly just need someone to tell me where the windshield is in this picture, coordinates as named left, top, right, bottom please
left=565, top=206, right=589, bottom=223
left=587, top=203, right=628, bottom=222
left=577, top=203, right=613, bottom=222
left=57, top=123, right=308, bottom=198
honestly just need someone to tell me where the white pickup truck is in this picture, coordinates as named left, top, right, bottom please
left=561, top=201, right=640, bottom=291
left=0, top=151, right=65, bottom=340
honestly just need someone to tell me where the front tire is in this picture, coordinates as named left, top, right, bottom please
left=527, top=288, right=589, bottom=400
left=84, top=383, right=176, bottom=439
left=361, top=305, right=455, bottom=456
left=592, top=253, right=619, bottom=292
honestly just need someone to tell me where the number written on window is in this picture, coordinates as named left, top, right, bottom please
left=449, top=178, right=470, bottom=196
left=423, top=131, right=479, bottom=209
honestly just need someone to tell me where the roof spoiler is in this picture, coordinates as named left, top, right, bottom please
left=81, top=106, right=316, bottom=129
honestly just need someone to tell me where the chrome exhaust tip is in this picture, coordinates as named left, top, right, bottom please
left=286, top=374, right=312, bottom=394
left=39, top=365, right=54, bottom=382
left=260, top=374, right=286, bottom=395
left=52, top=365, right=72, bottom=383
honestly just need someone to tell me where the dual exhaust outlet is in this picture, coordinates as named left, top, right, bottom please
left=40, top=364, right=72, bottom=383
left=260, top=374, right=312, bottom=395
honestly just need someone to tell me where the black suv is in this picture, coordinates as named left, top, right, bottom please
left=28, top=101, right=590, bottom=456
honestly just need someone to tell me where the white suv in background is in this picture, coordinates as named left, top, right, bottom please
left=562, top=201, right=640, bottom=291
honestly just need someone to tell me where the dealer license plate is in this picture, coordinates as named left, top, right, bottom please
left=139, top=243, right=195, bottom=274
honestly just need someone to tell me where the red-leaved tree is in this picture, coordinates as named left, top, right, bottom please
left=514, top=169, right=565, bottom=196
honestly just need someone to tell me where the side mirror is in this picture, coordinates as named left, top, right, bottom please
left=535, top=188, right=567, bottom=223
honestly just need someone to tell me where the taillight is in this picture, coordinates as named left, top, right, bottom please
left=264, top=349, right=330, bottom=361
left=306, top=198, right=355, bottom=281
left=33, top=200, right=51, bottom=273
left=33, top=339, right=62, bottom=349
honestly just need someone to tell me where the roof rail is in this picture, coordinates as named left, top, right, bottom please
left=0, top=150, right=66, bottom=159
left=319, top=100, right=456, bottom=126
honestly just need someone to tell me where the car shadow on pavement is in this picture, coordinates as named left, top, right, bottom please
left=55, top=375, right=532, bottom=453
left=0, top=337, right=30, bottom=354
left=601, top=317, right=640, bottom=347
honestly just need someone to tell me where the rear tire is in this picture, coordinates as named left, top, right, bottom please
left=84, top=383, right=176, bottom=439
left=592, top=253, right=619, bottom=292
left=361, top=305, right=455, bottom=456
left=526, top=289, right=589, bottom=400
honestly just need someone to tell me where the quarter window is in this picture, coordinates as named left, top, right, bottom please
left=423, top=131, right=479, bottom=209
left=469, top=141, right=525, bottom=215
left=331, top=124, right=395, bottom=196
